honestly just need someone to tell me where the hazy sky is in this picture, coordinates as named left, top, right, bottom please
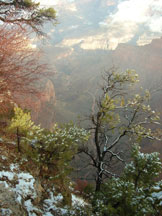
left=38, top=0, right=162, bottom=50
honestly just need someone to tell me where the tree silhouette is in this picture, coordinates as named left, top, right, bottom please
left=0, top=0, right=57, bottom=34
left=79, top=68, right=161, bottom=191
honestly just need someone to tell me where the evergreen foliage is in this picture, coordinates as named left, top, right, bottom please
left=79, top=68, right=161, bottom=191
left=8, top=107, right=89, bottom=203
left=8, top=106, right=40, bottom=151
left=9, top=107, right=40, bottom=135
left=92, top=144, right=162, bottom=216
left=0, top=0, right=57, bottom=34
left=9, top=107, right=89, bottom=176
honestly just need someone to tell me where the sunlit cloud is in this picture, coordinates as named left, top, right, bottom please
left=101, top=0, right=162, bottom=48
left=29, top=44, right=37, bottom=49
left=40, top=0, right=162, bottom=50
left=136, top=33, right=161, bottom=46
left=63, top=3, right=77, bottom=11
left=58, top=20, right=138, bottom=50
left=37, top=0, right=76, bottom=8
left=106, top=0, right=116, bottom=7
left=35, top=0, right=59, bottom=6
left=109, top=0, right=149, bottom=23
left=147, top=16, right=162, bottom=33
left=57, top=38, right=82, bottom=47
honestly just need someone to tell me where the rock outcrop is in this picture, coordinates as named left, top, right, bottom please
left=22, top=79, right=56, bottom=128
left=0, top=183, right=27, bottom=215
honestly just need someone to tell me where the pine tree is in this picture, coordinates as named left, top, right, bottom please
left=0, top=0, right=57, bottom=34
left=8, top=106, right=40, bottom=152
left=92, top=144, right=162, bottom=216
left=79, top=68, right=161, bottom=191
left=8, top=107, right=89, bottom=204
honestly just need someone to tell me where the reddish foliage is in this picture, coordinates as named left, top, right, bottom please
left=74, top=179, right=88, bottom=195
left=0, top=24, right=51, bottom=113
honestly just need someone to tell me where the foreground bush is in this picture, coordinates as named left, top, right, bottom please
left=92, top=144, right=162, bottom=216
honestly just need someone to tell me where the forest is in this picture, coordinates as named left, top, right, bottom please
left=0, top=1, right=162, bottom=215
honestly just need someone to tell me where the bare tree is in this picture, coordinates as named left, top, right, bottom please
left=78, top=68, right=161, bottom=191
left=0, top=25, right=50, bottom=112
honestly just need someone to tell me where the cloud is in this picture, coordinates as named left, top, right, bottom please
left=36, top=0, right=77, bottom=9
left=147, top=16, right=162, bottom=33
left=106, top=0, right=116, bottom=7
left=63, top=3, right=77, bottom=11
left=57, top=38, right=82, bottom=47
left=57, top=22, right=137, bottom=50
left=136, top=33, right=161, bottom=46
left=101, top=0, right=162, bottom=48
left=35, top=0, right=59, bottom=6
left=109, top=0, right=149, bottom=23
left=46, top=0, right=162, bottom=50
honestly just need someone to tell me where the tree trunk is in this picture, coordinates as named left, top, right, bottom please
left=95, top=169, right=103, bottom=192
left=16, top=127, right=21, bottom=152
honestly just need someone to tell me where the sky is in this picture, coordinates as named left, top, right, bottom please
left=38, top=0, right=162, bottom=50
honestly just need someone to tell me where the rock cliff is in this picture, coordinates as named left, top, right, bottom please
left=22, top=79, right=56, bottom=128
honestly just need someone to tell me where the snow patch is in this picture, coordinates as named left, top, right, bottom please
left=0, top=171, right=14, bottom=181
left=152, top=191, right=162, bottom=200
left=24, top=199, right=41, bottom=216
left=0, top=163, right=87, bottom=215
left=72, top=194, right=87, bottom=206
left=0, top=208, right=12, bottom=216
